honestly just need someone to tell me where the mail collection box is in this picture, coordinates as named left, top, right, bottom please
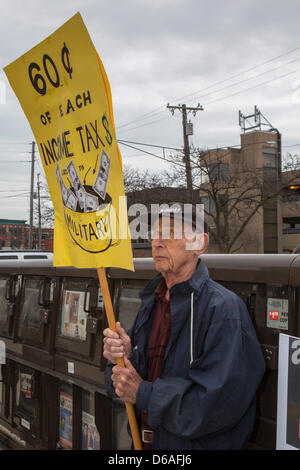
left=0, top=254, right=299, bottom=449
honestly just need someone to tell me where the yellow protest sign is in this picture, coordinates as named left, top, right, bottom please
left=4, top=12, right=133, bottom=270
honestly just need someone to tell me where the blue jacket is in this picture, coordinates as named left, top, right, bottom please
left=104, top=260, right=266, bottom=450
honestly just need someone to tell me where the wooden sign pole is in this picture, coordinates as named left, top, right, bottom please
left=97, top=267, right=143, bottom=450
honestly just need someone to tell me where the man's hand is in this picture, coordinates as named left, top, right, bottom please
left=111, top=357, right=142, bottom=404
left=103, top=321, right=132, bottom=364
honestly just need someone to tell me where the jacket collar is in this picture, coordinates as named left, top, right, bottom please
left=139, top=258, right=209, bottom=300
left=135, top=259, right=210, bottom=348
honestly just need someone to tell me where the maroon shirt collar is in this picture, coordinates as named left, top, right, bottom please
left=154, top=278, right=169, bottom=302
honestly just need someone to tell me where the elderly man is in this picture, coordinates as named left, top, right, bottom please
left=103, top=205, right=265, bottom=450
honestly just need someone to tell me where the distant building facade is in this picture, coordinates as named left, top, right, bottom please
left=127, top=129, right=300, bottom=256
left=28, top=226, right=54, bottom=251
left=281, top=170, right=300, bottom=253
left=0, top=219, right=53, bottom=251
left=199, top=130, right=300, bottom=254
left=0, top=219, right=27, bottom=249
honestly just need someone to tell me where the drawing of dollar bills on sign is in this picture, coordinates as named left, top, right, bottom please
left=56, top=165, right=78, bottom=211
left=56, top=155, right=112, bottom=216
left=55, top=155, right=117, bottom=253
left=93, top=150, right=110, bottom=200
left=65, top=160, right=103, bottom=214
left=67, top=161, right=86, bottom=211
left=84, top=192, right=99, bottom=213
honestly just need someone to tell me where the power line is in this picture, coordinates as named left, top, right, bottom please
left=118, top=64, right=300, bottom=135
left=118, top=141, right=186, bottom=168
left=196, top=56, right=300, bottom=104
left=118, top=133, right=300, bottom=165
left=116, top=45, right=300, bottom=132
left=118, top=139, right=182, bottom=152
left=0, top=192, right=30, bottom=199
left=283, top=143, right=300, bottom=149
left=0, top=141, right=31, bottom=145
left=116, top=105, right=167, bottom=131
left=0, top=160, right=31, bottom=163
left=117, top=115, right=172, bottom=135
left=203, top=67, right=300, bottom=106
left=175, top=55, right=300, bottom=108
left=0, top=189, right=29, bottom=192
left=7, top=136, right=291, bottom=163
left=171, top=46, right=300, bottom=107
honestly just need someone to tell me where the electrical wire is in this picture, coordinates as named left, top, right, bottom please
left=202, top=67, right=300, bottom=106
left=117, top=63, right=300, bottom=135
left=117, top=135, right=300, bottom=159
left=182, top=56, right=300, bottom=107
left=0, top=192, right=30, bottom=199
left=116, top=45, right=300, bottom=132
left=0, top=189, right=29, bottom=192
left=283, top=143, right=300, bottom=148
left=117, top=114, right=173, bottom=135
left=118, top=141, right=186, bottom=168
left=0, top=141, right=32, bottom=145
left=168, top=46, right=300, bottom=106
left=117, top=139, right=182, bottom=151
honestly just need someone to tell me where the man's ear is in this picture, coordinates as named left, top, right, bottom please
left=198, top=233, right=209, bottom=255
left=186, top=232, right=209, bottom=254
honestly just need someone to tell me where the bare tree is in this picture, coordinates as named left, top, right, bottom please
left=282, top=152, right=300, bottom=172
left=33, top=180, right=54, bottom=228
left=31, top=152, right=300, bottom=254
left=164, top=147, right=300, bottom=253
left=123, top=165, right=174, bottom=193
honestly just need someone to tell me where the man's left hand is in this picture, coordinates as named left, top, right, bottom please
left=111, top=357, right=142, bottom=404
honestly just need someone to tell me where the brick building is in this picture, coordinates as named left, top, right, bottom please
left=28, top=227, right=54, bottom=251
left=0, top=219, right=27, bottom=249
left=0, top=219, right=53, bottom=251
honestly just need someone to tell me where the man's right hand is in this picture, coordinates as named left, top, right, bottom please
left=103, top=321, right=132, bottom=364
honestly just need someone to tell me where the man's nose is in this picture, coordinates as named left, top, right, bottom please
left=152, top=237, right=166, bottom=247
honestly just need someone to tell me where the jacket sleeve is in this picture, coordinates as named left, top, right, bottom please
left=136, top=297, right=265, bottom=440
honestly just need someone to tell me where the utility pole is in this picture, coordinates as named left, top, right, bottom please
left=37, top=173, right=42, bottom=249
left=167, top=103, right=203, bottom=201
left=29, top=141, right=35, bottom=249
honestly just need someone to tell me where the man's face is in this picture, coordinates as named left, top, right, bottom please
left=151, top=217, right=208, bottom=276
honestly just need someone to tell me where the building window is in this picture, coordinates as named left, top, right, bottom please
left=209, top=163, right=229, bottom=182
left=262, top=147, right=278, bottom=168
left=263, top=153, right=277, bottom=168
left=200, top=196, right=216, bottom=215
left=283, top=217, right=300, bottom=234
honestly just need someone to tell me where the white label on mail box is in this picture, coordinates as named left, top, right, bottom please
left=21, top=418, right=30, bottom=430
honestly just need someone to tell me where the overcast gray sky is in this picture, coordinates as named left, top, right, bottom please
left=1, top=0, right=300, bottom=222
